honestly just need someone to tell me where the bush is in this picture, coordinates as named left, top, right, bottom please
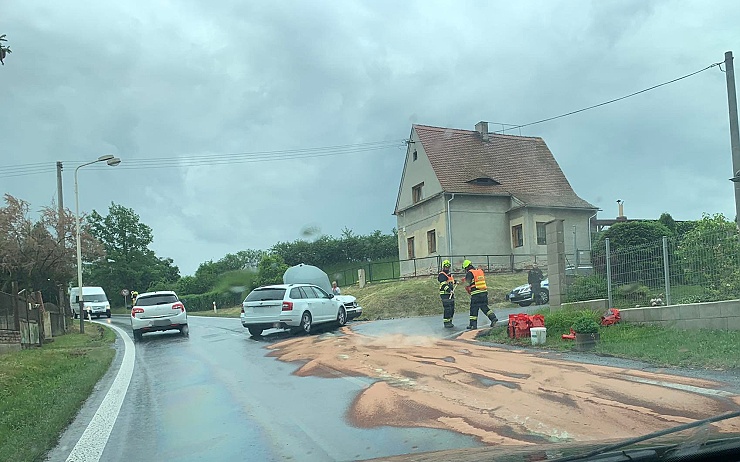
left=545, top=309, right=599, bottom=336
left=566, top=275, right=607, bottom=302
left=180, top=291, right=243, bottom=312
left=572, top=316, right=600, bottom=334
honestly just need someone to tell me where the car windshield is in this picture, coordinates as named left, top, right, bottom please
left=3, top=3, right=739, bottom=462
left=135, top=294, right=178, bottom=306
left=81, top=294, right=107, bottom=303
left=245, top=288, right=286, bottom=302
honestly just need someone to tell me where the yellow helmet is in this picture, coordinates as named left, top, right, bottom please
left=442, top=259, right=451, bottom=268
left=462, top=259, right=472, bottom=269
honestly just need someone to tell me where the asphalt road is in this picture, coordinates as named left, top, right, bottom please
left=47, top=315, right=483, bottom=462
left=47, top=307, right=740, bottom=462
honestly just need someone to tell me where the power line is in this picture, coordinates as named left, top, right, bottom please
left=2, top=140, right=405, bottom=177
left=494, top=61, right=724, bottom=134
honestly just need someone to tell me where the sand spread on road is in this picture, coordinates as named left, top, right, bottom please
left=267, top=328, right=740, bottom=445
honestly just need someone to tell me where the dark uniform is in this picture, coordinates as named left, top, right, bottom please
left=464, top=262, right=498, bottom=330
left=528, top=266, right=544, bottom=305
left=438, top=265, right=455, bottom=328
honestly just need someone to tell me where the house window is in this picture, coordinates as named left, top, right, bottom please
left=412, top=150, right=418, bottom=161
left=412, top=182, right=424, bottom=204
left=427, top=230, right=436, bottom=254
left=536, top=222, right=547, bottom=245
left=407, top=237, right=415, bottom=259
left=512, top=224, right=523, bottom=248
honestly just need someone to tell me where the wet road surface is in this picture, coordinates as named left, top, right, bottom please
left=48, top=312, right=740, bottom=462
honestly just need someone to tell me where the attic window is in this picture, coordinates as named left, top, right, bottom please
left=468, top=177, right=500, bottom=186
left=412, top=150, right=418, bottom=161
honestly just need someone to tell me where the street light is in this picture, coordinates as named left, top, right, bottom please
left=75, top=155, right=121, bottom=333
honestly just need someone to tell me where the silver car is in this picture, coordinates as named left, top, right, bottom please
left=130, top=291, right=189, bottom=341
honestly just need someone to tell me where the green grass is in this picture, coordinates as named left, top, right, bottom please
left=188, top=306, right=242, bottom=318
left=480, top=316, right=740, bottom=370
left=0, top=323, right=116, bottom=462
left=345, top=272, right=527, bottom=320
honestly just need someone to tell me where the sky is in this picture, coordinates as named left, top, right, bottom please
left=1, top=0, right=739, bottom=275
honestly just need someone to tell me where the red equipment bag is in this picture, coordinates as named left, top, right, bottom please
left=507, top=313, right=545, bottom=339
left=600, top=308, right=621, bottom=326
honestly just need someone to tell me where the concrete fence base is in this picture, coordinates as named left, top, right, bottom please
left=619, top=299, right=740, bottom=330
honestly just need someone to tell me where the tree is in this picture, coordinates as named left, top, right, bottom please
left=256, top=254, right=288, bottom=287
left=0, top=194, right=102, bottom=302
left=592, top=221, right=674, bottom=285
left=657, top=213, right=677, bottom=234
left=85, top=203, right=179, bottom=302
left=674, top=213, right=740, bottom=296
left=0, top=34, right=11, bottom=65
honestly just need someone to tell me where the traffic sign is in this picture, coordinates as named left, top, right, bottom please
left=121, top=289, right=129, bottom=296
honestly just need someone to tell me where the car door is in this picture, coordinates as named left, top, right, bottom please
left=306, top=285, right=334, bottom=322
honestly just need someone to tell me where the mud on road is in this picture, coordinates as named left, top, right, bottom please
left=267, top=326, right=740, bottom=445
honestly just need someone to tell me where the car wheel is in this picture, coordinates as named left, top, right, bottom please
left=106, top=310, right=111, bottom=318
left=247, top=326, right=264, bottom=337
left=180, top=324, right=189, bottom=337
left=133, top=329, right=143, bottom=341
left=300, top=311, right=312, bottom=335
left=337, top=307, right=347, bottom=327
left=518, top=300, right=533, bottom=307
left=539, top=289, right=550, bottom=305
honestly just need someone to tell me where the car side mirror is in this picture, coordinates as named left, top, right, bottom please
left=328, top=293, right=334, bottom=299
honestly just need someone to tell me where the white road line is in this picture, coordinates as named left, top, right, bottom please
left=66, top=322, right=135, bottom=462
left=622, top=376, right=735, bottom=397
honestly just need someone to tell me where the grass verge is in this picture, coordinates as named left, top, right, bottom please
left=345, top=272, right=527, bottom=320
left=188, top=306, right=242, bottom=318
left=0, top=323, right=116, bottom=462
left=480, top=314, right=740, bottom=370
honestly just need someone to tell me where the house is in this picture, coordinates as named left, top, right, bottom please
left=393, top=121, right=597, bottom=274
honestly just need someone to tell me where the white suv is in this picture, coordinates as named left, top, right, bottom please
left=130, top=291, right=189, bottom=341
left=241, top=283, right=346, bottom=337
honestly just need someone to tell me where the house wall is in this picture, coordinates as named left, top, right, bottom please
left=449, top=195, right=511, bottom=259
left=524, top=208, right=595, bottom=264
left=396, top=129, right=444, bottom=212
left=397, top=195, right=447, bottom=260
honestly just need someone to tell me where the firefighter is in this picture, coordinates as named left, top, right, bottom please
left=131, top=291, right=139, bottom=308
left=463, top=260, right=498, bottom=330
left=438, top=260, right=456, bottom=328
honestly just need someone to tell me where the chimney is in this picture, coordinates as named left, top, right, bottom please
left=475, top=121, right=489, bottom=142
left=616, top=200, right=626, bottom=221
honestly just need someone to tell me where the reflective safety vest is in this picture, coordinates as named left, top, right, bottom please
left=439, top=271, right=455, bottom=295
left=468, top=268, right=487, bottom=295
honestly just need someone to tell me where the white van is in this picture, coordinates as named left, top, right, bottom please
left=69, top=286, right=111, bottom=319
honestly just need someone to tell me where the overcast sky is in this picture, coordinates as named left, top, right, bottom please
left=2, top=0, right=739, bottom=275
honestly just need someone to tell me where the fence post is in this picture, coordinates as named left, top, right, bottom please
left=413, top=258, right=417, bottom=277
left=12, top=281, right=20, bottom=331
left=509, top=254, right=514, bottom=272
left=606, top=238, right=613, bottom=308
left=662, top=236, right=671, bottom=306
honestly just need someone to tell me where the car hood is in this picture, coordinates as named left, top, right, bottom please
left=283, top=263, right=334, bottom=294
left=334, top=294, right=357, bottom=304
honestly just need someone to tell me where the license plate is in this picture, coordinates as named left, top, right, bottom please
left=153, top=319, right=171, bottom=326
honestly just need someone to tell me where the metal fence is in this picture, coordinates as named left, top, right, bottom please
left=329, top=252, right=591, bottom=287
left=567, top=229, right=740, bottom=308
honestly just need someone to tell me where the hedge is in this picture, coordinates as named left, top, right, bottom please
left=180, top=291, right=243, bottom=312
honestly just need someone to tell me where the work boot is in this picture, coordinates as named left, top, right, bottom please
left=466, top=322, right=477, bottom=330
left=444, top=322, right=454, bottom=328
left=488, top=313, right=498, bottom=327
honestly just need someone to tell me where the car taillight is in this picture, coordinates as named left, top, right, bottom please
left=172, top=302, right=184, bottom=312
left=282, top=301, right=293, bottom=311
left=241, top=306, right=245, bottom=314
left=131, top=307, right=144, bottom=317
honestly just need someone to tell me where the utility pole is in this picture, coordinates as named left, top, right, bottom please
left=56, top=161, right=66, bottom=331
left=724, top=51, right=740, bottom=228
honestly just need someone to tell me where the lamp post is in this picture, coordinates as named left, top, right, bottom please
left=75, top=155, right=121, bottom=333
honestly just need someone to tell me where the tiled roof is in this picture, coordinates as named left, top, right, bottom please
left=414, top=124, right=596, bottom=210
